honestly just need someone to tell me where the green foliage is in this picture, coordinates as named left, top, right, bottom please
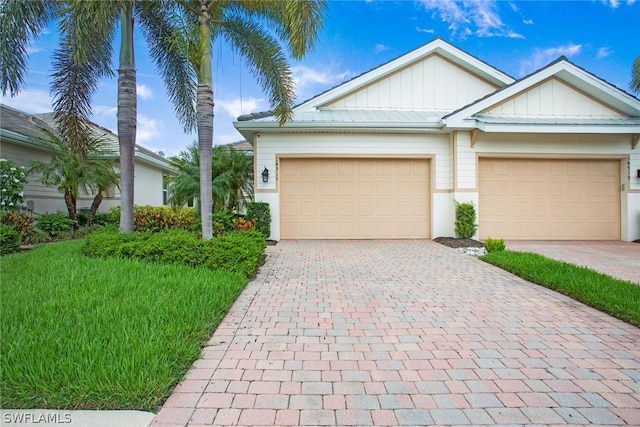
left=454, top=200, right=478, bottom=239
left=203, top=231, right=266, bottom=278
left=212, top=210, right=234, bottom=231
left=0, top=224, right=21, bottom=255
left=84, top=229, right=266, bottom=278
left=1, top=211, right=36, bottom=244
left=133, top=205, right=197, bottom=232
left=1, top=239, right=246, bottom=410
left=0, top=158, right=28, bottom=210
left=35, top=212, right=75, bottom=237
left=481, top=251, right=640, bottom=327
left=484, top=237, right=506, bottom=253
left=247, top=202, right=271, bottom=238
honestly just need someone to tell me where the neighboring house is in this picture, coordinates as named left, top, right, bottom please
left=235, top=38, right=640, bottom=241
left=0, top=104, right=176, bottom=214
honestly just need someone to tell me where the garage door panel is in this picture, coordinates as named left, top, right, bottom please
left=281, top=158, right=430, bottom=239
left=479, top=159, right=620, bottom=240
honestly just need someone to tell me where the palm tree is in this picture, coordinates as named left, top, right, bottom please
left=29, top=128, right=119, bottom=227
left=632, top=55, right=640, bottom=94
left=215, top=146, right=254, bottom=212
left=170, top=0, right=326, bottom=238
left=1, top=0, right=195, bottom=231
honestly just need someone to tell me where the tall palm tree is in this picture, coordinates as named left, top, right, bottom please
left=171, top=0, right=326, bottom=238
left=632, top=55, right=640, bottom=95
left=1, top=0, right=195, bottom=231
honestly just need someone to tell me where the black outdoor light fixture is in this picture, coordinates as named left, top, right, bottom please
left=262, top=166, right=269, bottom=183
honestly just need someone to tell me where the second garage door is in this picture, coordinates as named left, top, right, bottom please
left=479, top=158, right=620, bottom=240
left=280, top=158, right=430, bottom=239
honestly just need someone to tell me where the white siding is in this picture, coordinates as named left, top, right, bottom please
left=327, top=54, right=498, bottom=112
left=134, top=162, right=165, bottom=206
left=256, top=132, right=451, bottom=190
left=486, top=78, right=623, bottom=117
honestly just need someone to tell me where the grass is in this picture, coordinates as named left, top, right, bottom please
left=0, top=239, right=247, bottom=411
left=481, top=250, right=640, bottom=327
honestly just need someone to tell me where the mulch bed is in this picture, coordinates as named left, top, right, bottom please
left=433, top=236, right=484, bottom=248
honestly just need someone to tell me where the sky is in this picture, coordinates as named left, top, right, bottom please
left=2, top=0, right=639, bottom=157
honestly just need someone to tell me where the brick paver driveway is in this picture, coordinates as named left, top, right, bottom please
left=153, top=240, right=640, bottom=426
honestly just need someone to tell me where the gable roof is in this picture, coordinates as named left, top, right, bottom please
left=444, top=57, right=640, bottom=132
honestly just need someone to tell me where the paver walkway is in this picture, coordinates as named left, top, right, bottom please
left=152, top=240, right=640, bottom=426
left=506, top=240, right=640, bottom=284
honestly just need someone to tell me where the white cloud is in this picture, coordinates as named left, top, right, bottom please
left=136, top=84, right=154, bottom=101
left=418, top=0, right=524, bottom=39
left=374, top=43, right=389, bottom=53
left=523, top=19, right=534, bottom=25
left=519, top=43, right=582, bottom=76
left=416, top=27, right=435, bottom=34
left=0, top=89, right=52, bottom=113
left=216, top=97, right=267, bottom=119
left=136, top=114, right=163, bottom=145
left=94, top=105, right=118, bottom=118
left=603, top=0, right=620, bottom=7
left=597, top=47, right=612, bottom=58
left=291, top=65, right=356, bottom=96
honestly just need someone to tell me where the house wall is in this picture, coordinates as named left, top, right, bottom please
left=1, top=139, right=170, bottom=214
left=485, top=78, right=623, bottom=118
left=327, top=54, right=498, bottom=111
left=254, top=132, right=451, bottom=240
left=455, top=131, right=639, bottom=241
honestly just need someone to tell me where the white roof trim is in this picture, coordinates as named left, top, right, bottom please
left=445, top=59, right=640, bottom=128
left=293, top=38, right=514, bottom=114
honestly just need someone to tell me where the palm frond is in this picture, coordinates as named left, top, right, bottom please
left=631, top=55, right=640, bottom=94
left=137, top=1, right=198, bottom=133
left=51, top=1, right=118, bottom=158
left=218, top=16, right=295, bottom=125
left=0, top=0, right=57, bottom=96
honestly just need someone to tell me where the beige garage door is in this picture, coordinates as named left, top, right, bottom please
left=479, top=158, right=620, bottom=240
left=280, top=158, right=430, bottom=239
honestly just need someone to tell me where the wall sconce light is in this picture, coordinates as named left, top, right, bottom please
left=637, top=169, right=640, bottom=178
left=262, top=166, right=269, bottom=183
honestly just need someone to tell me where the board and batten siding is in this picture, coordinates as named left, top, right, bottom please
left=326, top=54, right=498, bottom=112
left=485, top=78, right=623, bottom=117
left=254, top=132, right=451, bottom=240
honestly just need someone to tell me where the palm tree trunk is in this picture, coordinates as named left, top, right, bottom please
left=118, top=2, right=136, bottom=232
left=87, top=191, right=104, bottom=226
left=64, top=189, right=79, bottom=229
left=197, top=1, right=214, bottom=239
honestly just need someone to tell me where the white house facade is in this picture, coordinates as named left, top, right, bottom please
left=235, top=39, right=640, bottom=242
left=0, top=105, right=176, bottom=214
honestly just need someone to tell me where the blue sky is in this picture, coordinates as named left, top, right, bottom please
left=2, top=0, right=638, bottom=157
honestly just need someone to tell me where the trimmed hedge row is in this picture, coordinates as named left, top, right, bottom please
left=83, top=228, right=266, bottom=278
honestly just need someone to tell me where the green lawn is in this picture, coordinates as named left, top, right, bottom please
left=0, top=239, right=247, bottom=410
left=481, top=250, right=640, bottom=327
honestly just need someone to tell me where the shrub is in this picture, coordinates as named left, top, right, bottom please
left=1, top=211, right=35, bottom=243
left=0, top=158, right=28, bottom=210
left=35, top=213, right=75, bottom=237
left=454, top=200, right=478, bottom=239
left=203, top=231, right=266, bottom=278
left=133, top=205, right=197, bottom=232
left=484, top=237, right=506, bottom=253
left=84, top=229, right=266, bottom=278
left=232, top=217, right=257, bottom=231
left=0, top=224, right=21, bottom=255
left=246, top=202, right=271, bottom=238
left=212, top=211, right=234, bottom=232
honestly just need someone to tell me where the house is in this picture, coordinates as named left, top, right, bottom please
left=0, top=104, right=176, bottom=214
left=234, top=38, right=640, bottom=242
